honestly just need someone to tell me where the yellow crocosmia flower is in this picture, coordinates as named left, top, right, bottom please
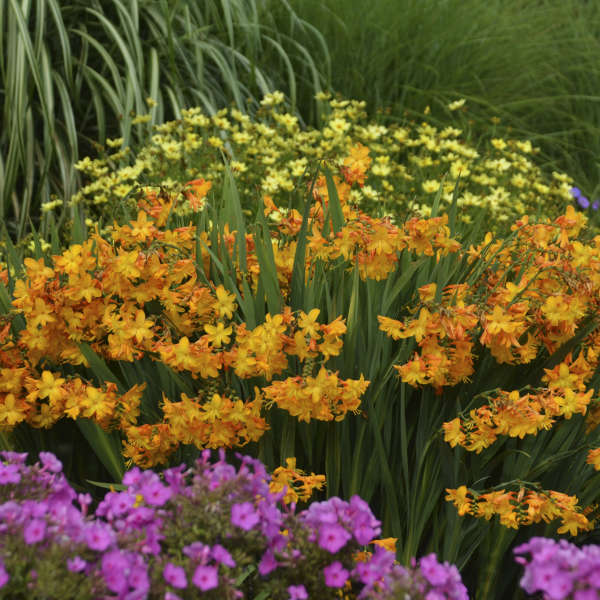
left=445, top=486, right=472, bottom=516
left=34, top=371, right=66, bottom=403
left=586, top=448, right=600, bottom=470
left=442, top=418, right=465, bottom=448
left=202, top=393, right=226, bottom=421
left=372, top=538, right=397, bottom=553
left=113, top=250, right=141, bottom=280
left=556, top=388, right=592, bottom=420
left=29, top=298, right=57, bottom=328
left=403, top=308, right=432, bottom=342
left=82, top=386, right=114, bottom=422
left=557, top=511, right=590, bottom=536
left=204, top=322, right=233, bottom=347
left=377, top=315, right=404, bottom=340
left=125, top=308, right=151, bottom=338
left=0, top=394, right=28, bottom=426
left=298, top=308, right=321, bottom=338
left=543, top=362, right=580, bottom=391
left=213, top=285, right=237, bottom=319
left=395, top=357, right=429, bottom=386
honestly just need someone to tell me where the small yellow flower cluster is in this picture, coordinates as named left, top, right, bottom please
left=445, top=485, right=592, bottom=535
left=65, top=93, right=574, bottom=236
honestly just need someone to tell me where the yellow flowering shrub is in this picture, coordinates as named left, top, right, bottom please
left=59, top=93, right=575, bottom=238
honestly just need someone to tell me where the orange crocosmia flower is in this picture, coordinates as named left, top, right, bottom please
left=213, top=285, right=237, bottom=320
left=557, top=510, right=590, bottom=536
left=395, top=356, right=429, bottom=386
left=377, top=316, right=405, bottom=340
left=418, top=283, right=437, bottom=303
left=0, top=393, right=29, bottom=426
left=442, top=418, right=465, bottom=448
left=371, top=538, right=397, bottom=554
left=586, top=448, right=600, bottom=470
left=341, top=143, right=371, bottom=186
left=445, top=486, right=472, bottom=516
left=298, top=308, right=321, bottom=338
left=184, top=178, right=212, bottom=211
left=403, top=308, right=433, bottom=342
left=28, top=370, right=66, bottom=404
left=204, top=322, right=233, bottom=347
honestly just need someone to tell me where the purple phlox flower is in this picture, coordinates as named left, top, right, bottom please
left=257, top=499, right=284, bottom=539
left=258, top=549, right=279, bottom=575
left=574, top=590, right=599, bottom=600
left=23, top=518, right=46, bottom=545
left=102, top=550, right=131, bottom=594
left=349, top=495, right=381, bottom=544
left=0, top=501, right=21, bottom=530
left=77, top=493, right=92, bottom=516
left=192, top=565, right=218, bottom=591
left=123, top=506, right=156, bottom=531
left=128, top=560, right=150, bottom=595
left=66, top=556, right=87, bottom=573
left=84, top=522, right=113, bottom=551
left=0, top=463, right=21, bottom=485
left=140, top=480, right=172, bottom=507
left=122, top=467, right=143, bottom=488
left=302, top=500, right=339, bottom=528
left=287, top=584, right=308, bottom=599
left=420, top=554, right=450, bottom=586
left=571, top=187, right=582, bottom=198
left=183, top=541, right=211, bottom=563
left=22, top=499, right=49, bottom=519
left=164, top=593, right=183, bottom=600
left=323, top=561, right=349, bottom=588
left=163, top=465, right=187, bottom=495
left=515, top=537, right=593, bottom=599
left=0, top=562, right=8, bottom=588
left=593, top=200, right=600, bottom=211
left=353, top=561, right=382, bottom=587
left=231, top=501, right=260, bottom=531
left=212, top=544, right=236, bottom=568
left=0, top=451, right=27, bottom=464
left=318, top=523, right=352, bottom=553
left=544, top=572, right=573, bottom=600
left=163, top=563, right=187, bottom=589
left=97, top=491, right=137, bottom=519
left=140, top=525, right=165, bottom=556
left=38, top=451, right=62, bottom=473
left=353, top=546, right=396, bottom=591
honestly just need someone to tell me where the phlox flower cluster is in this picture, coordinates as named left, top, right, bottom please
left=0, top=450, right=468, bottom=599
left=514, top=537, right=600, bottom=600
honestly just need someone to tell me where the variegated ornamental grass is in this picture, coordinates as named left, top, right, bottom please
left=1, top=130, right=600, bottom=597
left=0, top=0, right=328, bottom=242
